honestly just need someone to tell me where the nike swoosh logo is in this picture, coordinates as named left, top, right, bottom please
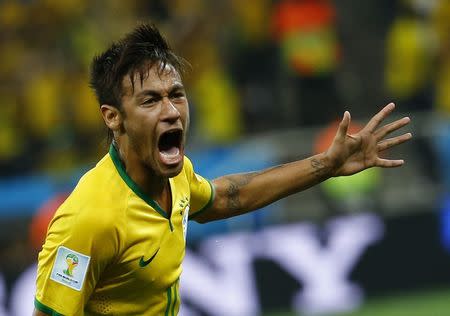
left=139, top=248, right=160, bottom=267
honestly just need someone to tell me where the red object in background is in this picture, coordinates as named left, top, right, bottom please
left=271, top=0, right=339, bottom=76
left=29, top=193, right=69, bottom=251
left=271, top=0, right=335, bottom=39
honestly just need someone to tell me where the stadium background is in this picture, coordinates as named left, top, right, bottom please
left=1, top=0, right=450, bottom=315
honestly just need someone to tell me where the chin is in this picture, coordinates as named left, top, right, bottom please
left=160, top=162, right=184, bottom=178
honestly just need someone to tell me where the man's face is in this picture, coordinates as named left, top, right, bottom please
left=120, top=63, right=189, bottom=178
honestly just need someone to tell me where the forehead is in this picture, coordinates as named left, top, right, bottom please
left=122, top=62, right=182, bottom=96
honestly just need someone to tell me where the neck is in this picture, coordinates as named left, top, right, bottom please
left=113, top=139, right=168, bottom=199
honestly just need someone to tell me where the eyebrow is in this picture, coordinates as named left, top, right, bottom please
left=136, top=83, right=185, bottom=98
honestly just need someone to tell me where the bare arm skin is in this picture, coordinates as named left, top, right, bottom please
left=195, top=153, right=334, bottom=222
left=194, top=103, right=412, bottom=223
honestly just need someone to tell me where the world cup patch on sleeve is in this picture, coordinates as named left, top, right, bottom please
left=50, top=246, right=90, bottom=291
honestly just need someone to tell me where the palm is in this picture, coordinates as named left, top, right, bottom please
left=327, top=103, right=412, bottom=177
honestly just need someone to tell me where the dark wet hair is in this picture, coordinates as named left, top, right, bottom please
left=89, top=23, right=187, bottom=141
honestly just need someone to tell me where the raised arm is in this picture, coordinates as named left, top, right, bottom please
left=193, top=103, right=412, bottom=223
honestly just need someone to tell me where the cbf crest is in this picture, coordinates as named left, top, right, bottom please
left=179, top=196, right=190, bottom=242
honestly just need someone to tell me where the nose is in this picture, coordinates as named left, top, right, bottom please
left=161, top=97, right=181, bottom=122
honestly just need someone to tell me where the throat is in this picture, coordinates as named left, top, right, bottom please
left=113, top=141, right=174, bottom=215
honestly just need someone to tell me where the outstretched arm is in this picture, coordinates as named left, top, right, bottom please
left=194, top=103, right=412, bottom=223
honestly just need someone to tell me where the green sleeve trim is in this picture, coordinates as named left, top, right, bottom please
left=188, top=179, right=215, bottom=220
left=34, top=298, right=64, bottom=316
left=171, top=282, right=178, bottom=316
left=164, top=286, right=172, bottom=316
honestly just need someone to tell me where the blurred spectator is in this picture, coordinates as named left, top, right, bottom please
left=430, top=0, right=450, bottom=255
left=0, top=1, right=143, bottom=175
left=0, top=0, right=448, bottom=177
left=225, top=0, right=279, bottom=133
left=334, top=0, right=394, bottom=118
left=384, top=0, right=436, bottom=111
left=271, top=0, right=342, bottom=127
left=432, top=0, right=450, bottom=114
left=168, top=0, right=244, bottom=145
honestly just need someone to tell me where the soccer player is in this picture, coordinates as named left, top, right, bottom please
left=33, top=23, right=411, bottom=316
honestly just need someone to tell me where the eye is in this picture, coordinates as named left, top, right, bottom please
left=170, top=92, right=186, bottom=102
left=142, top=98, right=159, bottom=106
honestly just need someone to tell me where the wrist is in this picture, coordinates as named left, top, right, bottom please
left=321, top=151, right=340, bottom=177
left=311, top=152, right=336, bottom=179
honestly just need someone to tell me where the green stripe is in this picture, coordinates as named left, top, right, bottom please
left=165, top=286, right=172, bottom=316
left=34, top=298, right=64, bottom=316
left=171, top=282, right=178, bottom=316
left=109, top=144, right=168, bottom=218
left=189, top=179, right=215, bottom=220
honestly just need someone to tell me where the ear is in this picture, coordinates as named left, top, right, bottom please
left=100, top=104, right=123, bottom=132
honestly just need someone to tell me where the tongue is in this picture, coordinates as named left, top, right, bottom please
left=159, top=146, right=181, bottom=165
left=160, top=146, right=179, bottom=156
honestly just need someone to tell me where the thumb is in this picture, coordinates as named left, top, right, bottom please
left=336, top=111, right=351, bottom=140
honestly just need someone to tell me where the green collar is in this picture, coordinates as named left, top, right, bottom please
left=109, top=144, right=169, bottom=218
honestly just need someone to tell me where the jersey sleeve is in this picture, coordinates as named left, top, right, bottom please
left=35, top=204, right=121, bottom=316
left=184, top=157, right=215, bottom=220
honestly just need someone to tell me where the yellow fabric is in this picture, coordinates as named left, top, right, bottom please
left=231, top=0, right=271, bottom=43
left=36, top=149, right=213, bottom=315
left=433, top=1, right=450, bottom=113
left=192, top=63, right=242, bottom=143
left=0, top=96, right=24, bottom=158
left=435, top=60, right=450, bottom=113
left=23, top=72, right=62, bottom=138
left=71, top=75, right=102, bottom=131
left=385, top=17, right=434, bottom=99
left=432, top=0, right=450, bottom=46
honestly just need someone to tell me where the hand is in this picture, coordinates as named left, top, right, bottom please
left=326, top=103, right=412, bottom=177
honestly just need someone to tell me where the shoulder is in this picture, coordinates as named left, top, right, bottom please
left=175, top=155, right=202, bottom=186
left=183, top=156, right=194, bottom=172
left=181, top=155, right=195, bottom=180
left=77, top=153, right=128, bottom=195
left=50, top=154, right=129, bottom=238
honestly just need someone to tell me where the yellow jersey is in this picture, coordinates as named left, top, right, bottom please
left=35, top=145, right=214, bottom=315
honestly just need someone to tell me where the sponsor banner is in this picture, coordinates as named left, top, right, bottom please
left=1, top=212, right=449, bottom=315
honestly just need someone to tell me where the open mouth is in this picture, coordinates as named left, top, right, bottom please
left=158, top=129, right=183, bottom=165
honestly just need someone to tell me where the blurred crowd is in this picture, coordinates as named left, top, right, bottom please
left=0, top=0, right=449, bottom=177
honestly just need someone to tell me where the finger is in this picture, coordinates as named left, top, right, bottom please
left=377, top=132, right=412, bottom=151
left=375, top=116, right=411, bottom=139
left=376, top=157, right=405, bottom=168
left=365, top=102, right=395, bottom=133
left=336, top=111, right=351, bottom=140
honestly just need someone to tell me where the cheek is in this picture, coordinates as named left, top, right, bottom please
left=125, top=110, right=157, bottom=133
left=180, top=104, right=189, bottom=128
left=183, top=110, right=189, bottom=128
left=125, top=116, right=156, bottom=149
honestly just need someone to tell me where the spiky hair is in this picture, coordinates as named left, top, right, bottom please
left=89, top=23, right=187, bottom=108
